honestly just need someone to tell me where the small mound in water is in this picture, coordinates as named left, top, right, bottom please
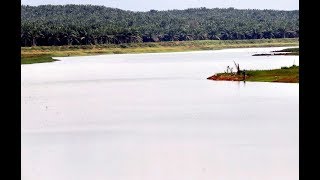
left=207, top=74, right=248, bottom=81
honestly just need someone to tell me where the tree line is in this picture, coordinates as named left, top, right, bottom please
left=21, top=5, right=299, bottom=46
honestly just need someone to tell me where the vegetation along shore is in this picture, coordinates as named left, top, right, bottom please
left=22, top=5, right=298, bottom=46
left=22, top=38, right=298, bottom=64
left=21, top=5, right=298, bottom=64
left=207, top=65, right=299, bottom=83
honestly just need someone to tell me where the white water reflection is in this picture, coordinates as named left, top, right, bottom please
left=22, top=47, right=299, bottom=180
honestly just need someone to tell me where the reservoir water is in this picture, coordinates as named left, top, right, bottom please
left=22, top=47, right=299, bottom=180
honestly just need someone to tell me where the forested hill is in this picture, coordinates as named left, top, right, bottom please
left=21, top=5, right=299, bottom=46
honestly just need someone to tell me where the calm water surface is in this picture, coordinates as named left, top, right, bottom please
left=22, top=47, right=299, bottom=180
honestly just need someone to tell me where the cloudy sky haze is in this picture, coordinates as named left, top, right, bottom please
left=21, top=0, right=299, bottom=11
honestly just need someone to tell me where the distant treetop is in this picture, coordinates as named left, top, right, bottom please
left=21, top=5, right=299, bottom=46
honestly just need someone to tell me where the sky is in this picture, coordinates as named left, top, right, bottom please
left=21, top=0, right=299, bottom=11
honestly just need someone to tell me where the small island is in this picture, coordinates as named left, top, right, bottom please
left=207, top=65, right=299, bottom=83
left=208, top=47, right=299, bottom=83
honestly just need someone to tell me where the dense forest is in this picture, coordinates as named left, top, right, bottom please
left=21, top=5, right=299, bottom=46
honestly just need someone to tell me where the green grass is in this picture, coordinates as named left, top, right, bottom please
left=213, top=65, right=299, bottom=83
left=245, top=65, right=299, bottom=82
left=21, top=55, right=57, bottom=64
left=21, top=38, right=299, bottom=64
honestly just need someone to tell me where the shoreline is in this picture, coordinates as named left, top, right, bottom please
left=207, top=65, right=299, bottom=83
left=21, top=38, right=298, bottom=64
left=252, top=47, right=299, bottom=56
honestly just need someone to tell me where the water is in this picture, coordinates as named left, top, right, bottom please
left=21, top=47, right=299, bottom=180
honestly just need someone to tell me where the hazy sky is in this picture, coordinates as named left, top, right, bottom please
left=21, top=0, right=299, bottom=11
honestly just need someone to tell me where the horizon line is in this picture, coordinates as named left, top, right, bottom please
left=21, top=4, right=299, bottom=12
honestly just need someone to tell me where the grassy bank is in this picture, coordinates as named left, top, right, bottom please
left=21, top=38, right=298, bottom=64
left=207, top=65, right=299, bottom=83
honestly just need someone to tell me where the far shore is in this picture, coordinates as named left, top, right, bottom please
left=21, top=38, right=298, bottom=64
left=252, top=47, right=299, bottom=56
